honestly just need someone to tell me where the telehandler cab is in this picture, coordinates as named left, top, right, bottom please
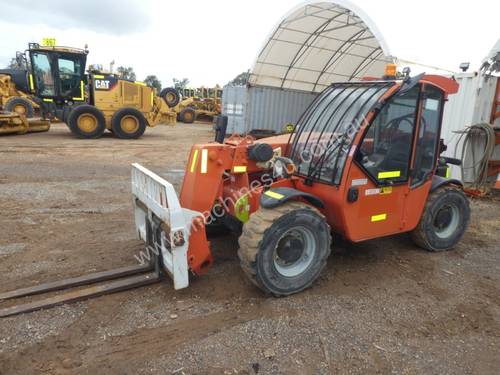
left=0, top=43, right=180, bottom=138
left=0, top=67, right=470, bottom=317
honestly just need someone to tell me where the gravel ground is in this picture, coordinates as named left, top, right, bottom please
left=0, top=122, right=499, bottom=374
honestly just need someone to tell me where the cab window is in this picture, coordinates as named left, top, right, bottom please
left=58, top=57, right=83, bottom=97
left=32, top=52, right=55, bottom=96
left=357, top=84, right=420, bottom=184
left=411, top=85, right=444, bottom=186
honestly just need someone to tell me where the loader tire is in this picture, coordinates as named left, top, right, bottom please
left=160, top=87, right=180, bottom=107
left=180, top=107, right=196, bottom=124
left=5, top=97, right=34, bottom=118
left=111, top=108, right=147, bottom=139
left=67, top=105, right=106, bottom=139
left=410, top=186, right=470, bottom=252
left=238, top=201, right=331, bottom=296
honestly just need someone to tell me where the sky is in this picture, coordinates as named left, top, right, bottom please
left=0, top=0, right=498, bottom=88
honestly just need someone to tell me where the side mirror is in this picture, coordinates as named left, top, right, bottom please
left=214, top=115, right=228, bottom=143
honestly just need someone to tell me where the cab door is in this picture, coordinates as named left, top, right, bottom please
left=403, top=83, right=446, bottom=230
left=343, top=84, right=422, bottom=241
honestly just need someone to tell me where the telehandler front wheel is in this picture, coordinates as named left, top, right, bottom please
left=5, top=97, right=34, bottom=118
left=111, top=108, right=147, bottom=139
left=411, top=186, right=470, bottom=252
left=67, top=105, right=106, bottom=139
left=238, top=201, right=331, bottom=296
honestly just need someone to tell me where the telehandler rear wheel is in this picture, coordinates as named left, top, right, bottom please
left=180, top=107, right=196, bottom=124
left=411, top=186, right=470, bottom=251
left=111, top=108, right=147, bottom=139
left=5, top=97, right=34, bottom=118
left=159, top=87, right=180, bottom=107
left=238, top=201, right=331, bottom=296
left=67, top=105, right=106, bottom=139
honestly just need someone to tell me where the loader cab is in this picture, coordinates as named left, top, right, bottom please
left=27, top=43, right=87, bottom=105
left=287, top=74, right=458, bottom=242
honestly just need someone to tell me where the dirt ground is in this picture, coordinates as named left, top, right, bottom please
left=0, top=122, right=499, bottom=375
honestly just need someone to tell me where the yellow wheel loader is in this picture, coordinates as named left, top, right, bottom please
left=1, top=43, right=179, bottom=139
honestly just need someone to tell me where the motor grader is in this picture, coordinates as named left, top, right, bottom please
left=0, top=42, right=180, bottom=139
left=175, top=86, right=222, bottom=123
left=0, top=66, right=471, bottom=316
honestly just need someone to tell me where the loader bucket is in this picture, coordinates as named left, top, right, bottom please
left=131, top=163, right=203, bottom=289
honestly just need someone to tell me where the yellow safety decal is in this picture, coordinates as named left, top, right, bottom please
left=265, top=190, right=284, bottom=200
left=200, top=149, right=208, bottom=174
left=93, top=74, right=105, bottom=79
left=445, top=167, right=450, bottom=178
left=371, top=213, right=387, bottom=222
left=233, top=165, right=247, bottom=173
left=72, top=80, right=85, bottom=101
left=29, top=74, right=34, bottom=91
left=135, top=81, right=146, bottom=86
left=378, top=170, right=401, bottom=179
left=190, top=149, right=199, bottom=173
left=380, top=186, right=392, bottom=195
left=43, top=98, right=53, bottom=102
left=234, top=194, right=250, bottom=223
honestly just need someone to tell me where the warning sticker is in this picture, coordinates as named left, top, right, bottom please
left=365, top=186, right=393, bottom=196
left=380, top=186, right=392, bottom=195
left=365, top=188, right=380, bottom=196
left=351, top=178, right=368, bottom=187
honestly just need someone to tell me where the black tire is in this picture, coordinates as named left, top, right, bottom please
left=5, top=97, right=34, bottom=118
left=159, top=87, right=180, bottom=107
left=410, top=186, right=470, bottom=251
left=111, top=108, right=147, bottom=139
left=180, top=107, right=196, bottom=124
left=238, top=201, right=332, bottom=296
left=67, top=104, right=106, bottom=139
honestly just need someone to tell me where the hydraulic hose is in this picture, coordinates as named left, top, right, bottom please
left=455, top=123, right=496, bottom=190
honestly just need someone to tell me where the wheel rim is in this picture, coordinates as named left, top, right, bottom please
left=77, top=113, right=98, bottom=133
left=166, top=92, right=175, bottom=103
left=120, top=115, right=139, bottom=134
left=433, top=204, right=460, bottom=239
left=185, top=112, right=193, bottom=122
left=273, top=226, right=316, bottom=277
left=13, top=104, right=26, bottom=115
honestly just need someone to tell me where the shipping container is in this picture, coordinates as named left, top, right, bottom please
left=222, top=85, right=316, bottom=135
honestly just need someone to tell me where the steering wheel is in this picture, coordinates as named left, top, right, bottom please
left=378, top=114, right=414, bottom=153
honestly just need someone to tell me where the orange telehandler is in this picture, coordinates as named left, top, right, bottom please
left=0, top=66, right=470, bottom=316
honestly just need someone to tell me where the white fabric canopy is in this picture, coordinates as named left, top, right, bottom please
left=249, top=0, right=394, bottom=92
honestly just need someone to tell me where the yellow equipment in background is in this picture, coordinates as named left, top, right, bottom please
left=0, top=70, right=39, bottom=118
left=175, top=86, right=222, bottom=123
left=0, top=111, right=49, bottom=135
left=1, top=42, right=179, bottom=139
